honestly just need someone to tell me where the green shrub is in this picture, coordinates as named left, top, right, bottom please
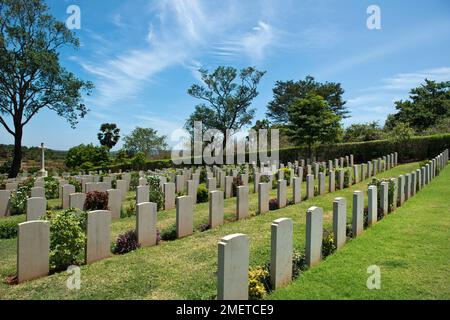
left=368, top=178, right=396, bottom=212
left=260, top=174, right=270, bottom=183
left=46, top=210, right=86, bottom=271
left=129, top=172, right=140, bottom=191
left=322, top=230, right=336, bottom=258
left=67, top=177, right=82, bottom=193
left=0, top=215, right=26, bottom=239
left=282, top=168, right=292, bottom=185
left=147, top=176, right=164, bottom=210
left=9, top=186, right=29, bottom=215
left=122, top=202, right=136, bottom=218
left=199, top=168, right=207, bottom=184
left=44, top=177, right=59, bottom=199
left=160, top=224, right=177, bottom=241
left=248, top=266, right=271, bottom=300
left=292, top=250, right=308, bottom=279
left=0, top=161, right=11, bottom=174
left=196, top=184, right=209, bottom=203
left=343, top=168, right=351, bottom=187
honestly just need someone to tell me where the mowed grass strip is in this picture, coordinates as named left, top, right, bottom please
left=0, top=162, right=421, bottom=299
left=268, top=163, right=450, bottom=300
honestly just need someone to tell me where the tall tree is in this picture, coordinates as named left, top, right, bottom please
left=266, top=76, right=347, bottom=124
left=123, top=127, right=167, bottom=157
left=286, top=94, right=343, bottom=159
left=185, top=66, right=265, bottom=148
left=97, top=123, right=120, bottom=150
left=0, top=0, right=93, bottom=177
left=385, top=79, right=450, bottom=132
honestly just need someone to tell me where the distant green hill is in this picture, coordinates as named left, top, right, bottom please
left=0, top=144, right=67, bottom=162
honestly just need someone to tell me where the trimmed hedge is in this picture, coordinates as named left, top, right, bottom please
left=89, top=134, right=450, bottom=172
left=0, top=215, right=26, bottom=239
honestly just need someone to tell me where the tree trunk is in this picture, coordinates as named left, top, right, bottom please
left=8, top=126, right=22, bottom=178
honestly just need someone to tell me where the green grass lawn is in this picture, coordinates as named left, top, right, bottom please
left=268, top=163, right=450, bottom=300
left=0, top=162, right=429, bottom=299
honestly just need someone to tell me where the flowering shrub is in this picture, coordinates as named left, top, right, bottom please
left=248, top=266, right=271, bottom=300
left=196, top=184, right=209, bottom=203
left=292, top=250, right=308, bottom=279
left=112, top=230, right=141, bottom=255
left=84, top=191, right=108, bottom=211
left=322, top=230, right=336, bottom=258
left=9, top=186, right=29, bottom=215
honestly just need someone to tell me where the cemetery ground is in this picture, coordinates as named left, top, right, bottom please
left=0, top=161, right=448, bottom=300
left=269, top=163, right=450, bottom=300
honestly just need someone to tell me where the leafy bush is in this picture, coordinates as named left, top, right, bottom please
left=282, top=168, right=292, bottom=185
left=199, top=168, right=207, bottom=183
left=260, top=175, right=270, bottom=183
left=121, top=202, right=136, bottom=218
left=84, top=191, right=109, bottom=211
left=129, top=172, right=140, bottom=191
left=196, top=184, right=209, bottom=203
left=322, top=230, right=336, bottom=258
left=0, top=160, right=11, bottom=174
left=269, top=198, right=278, bottom=211
left=67, top=177, right=82, bottom=193
left=131, top=152, right=147, bottom=170
left=44, top=177, right=59, bottom=199
left=9, top=186, right=29, bottom=215
left=343, top=168, right=351, bottom=187
left=0, top=215, right=26, bottom=239
left=65, top=143, right=110, bottom=170
left=112, top=230, right=141, bottom=255
left=248, top=266, right=271, bottom=300
left=368, top=178, right=396, bottom=212
left=232, top=176, right=243, bottom=197
left=147, top=176, right=164, bottom=210
left=160, top=224, right=177, bottom=241
left=292, top=250, right=308, bottom=279
left=46, top=210, right=86, bottom=271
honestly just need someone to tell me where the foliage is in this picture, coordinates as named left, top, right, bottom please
left=160, top=224, right=177, bottom=241
left=123, top=127, right=168, bottom=157
left=422, top=116, right=450, bottom=135
left=185, top=66, right=265, bottom=145
left=199, top=168, right=207, bottom=184
left=269, top=198, right=278, bottom=211
left=131, top=152, right=147, bottom=170
left=196, top=184, right=209, bottom=203
left=84, top=191, right=109, bottom=211
left=112, top=230, right=141, bottom=255
left=9, top=186, right=29, bottom=215
left=343, top=168, right=351, bottom=188
left=44, top=176, right=59, bottom=199
left=232, top=176, right=243, bottom=197
left=387, top=122, right=415, bottom=144
left=65, top=144, right=110, bottom=169
left=122, top=202, right=136, bottom=218
left=67, top=177, right=82, bottom=193
left=285, top=94, right=343, bottom=159
left=0, top=160, right=11, bottom=174
left=368, top=178, right=396, bottom=213
left=292, top=250, right=308, bottom=279
left=97, top=123, right=120, bottom=150
left=266, top=75, right=348, bottom=124
left=385, top=80, right=450, bottom=132
left=248, top=265, right=271, bottom=300
left=0, top=215, right=26, bottom=239
left=196, top=223, right=210, bottom=233
left=281, top=168, right=292, bottom=185
left=343, top=121, right=384, bottom=142
left=46, top=209, right=86, bottom=271
left=147, top=176, right=164, bottom=210
left=322, top=230, right=336, bottom=258
left=0, top=0, right=93, bottom=177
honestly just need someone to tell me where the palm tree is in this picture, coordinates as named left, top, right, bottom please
left=97, top=123, right=120, bottom=150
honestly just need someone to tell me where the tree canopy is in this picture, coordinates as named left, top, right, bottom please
left=385, top=79, right=450, bottom=132
left=343, top=121, right=384, bottom=142
left=266, top=76, right=347, bottom=124
left=185, top=66, right=265, bottom=146
left=123, top=127, right=167, bottom=157
left=285, top=94, right=343, bottom=158
left=0, top=0, right=93, bottom=177
left=97, top=123, right=120, bottom=150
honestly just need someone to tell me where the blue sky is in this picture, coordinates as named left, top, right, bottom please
left=1, top=0, right=450, bottom=150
